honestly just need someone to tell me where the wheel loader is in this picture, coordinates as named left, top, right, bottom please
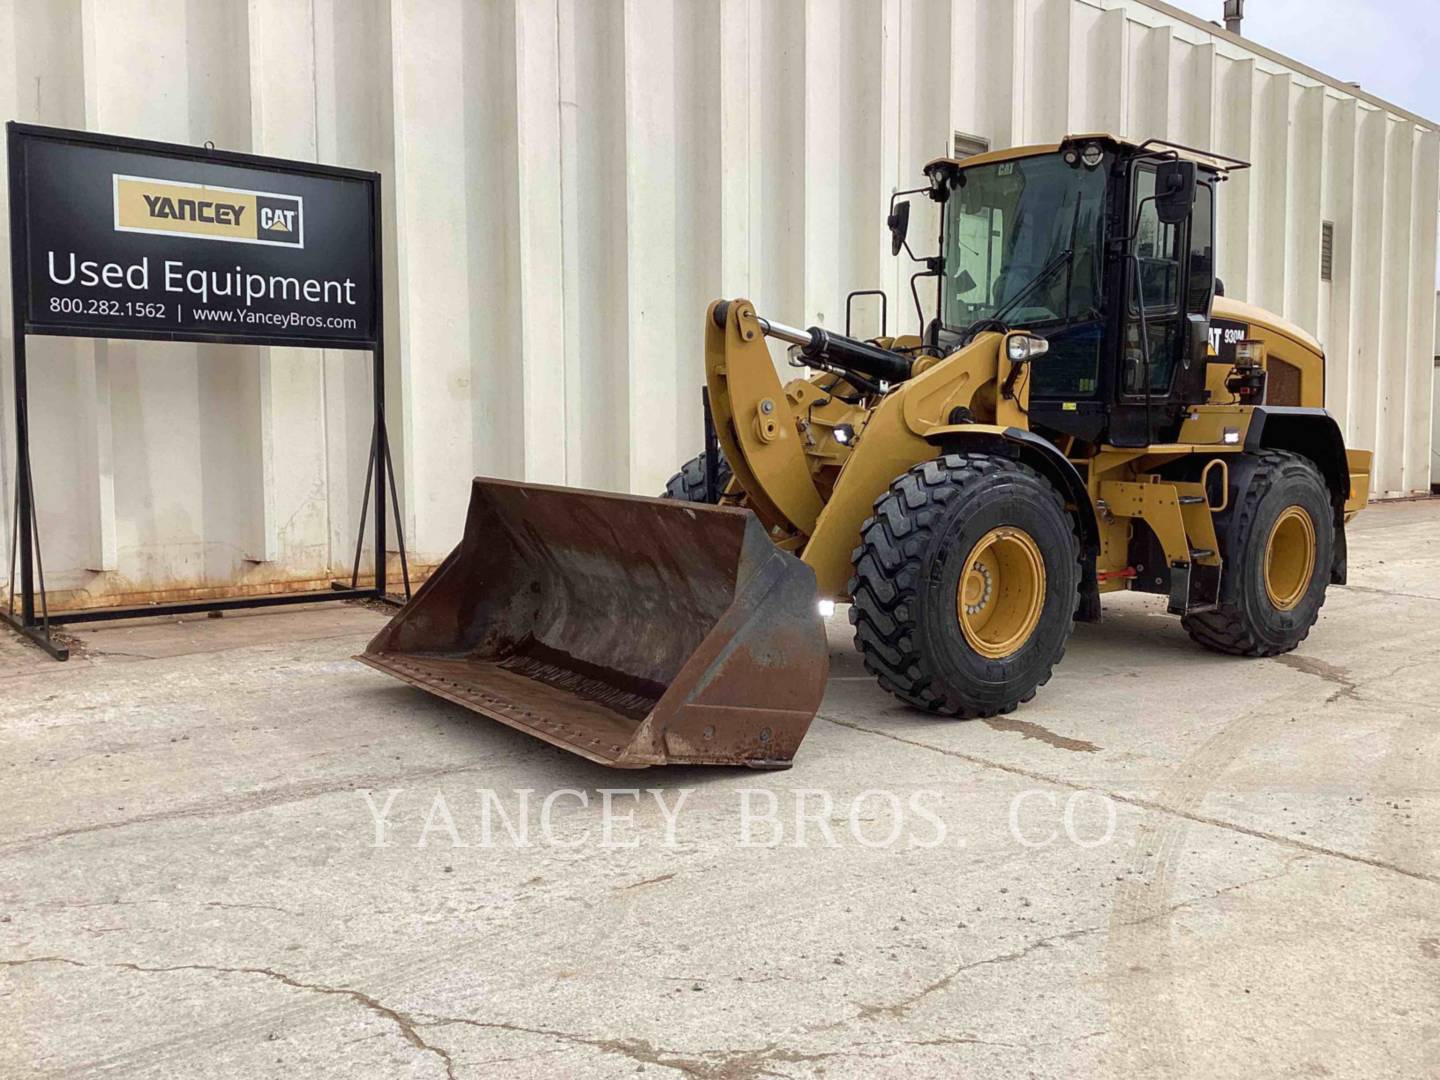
left=361, top=134, right=1372, bottom=769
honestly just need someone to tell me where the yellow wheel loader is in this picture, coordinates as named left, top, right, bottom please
left=362, top=134, right=1371, bottom=769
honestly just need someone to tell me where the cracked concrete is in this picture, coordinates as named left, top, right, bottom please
left=2, top=500, right=1439, bottom=1077
left=3, top=956, right=458, bottom=1078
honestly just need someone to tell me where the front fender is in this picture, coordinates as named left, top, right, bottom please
left=925, top=424, right=1102, bottom=622
left=924, top=425, right=1100, bottom=556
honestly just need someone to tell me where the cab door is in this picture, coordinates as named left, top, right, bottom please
left=1109, top=161, right=1215, bottom=447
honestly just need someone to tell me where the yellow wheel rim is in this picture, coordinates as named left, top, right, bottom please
left=956, top=527, right=1046, bottom=659
left=1264, top=506, right=1316, bottom=611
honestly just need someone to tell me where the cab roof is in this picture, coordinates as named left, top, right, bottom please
left=925, top=134, right=1248, bottom=177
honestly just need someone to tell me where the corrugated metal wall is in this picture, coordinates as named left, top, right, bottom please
left=1433, top=293, right=1440, bottom=489
left=0, top=0, right=1436, bottom=608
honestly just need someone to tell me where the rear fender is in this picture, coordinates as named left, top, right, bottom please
left=1244, top=407, right=1351, bottom=504
left=1242, top=408, right=1359, bottom=585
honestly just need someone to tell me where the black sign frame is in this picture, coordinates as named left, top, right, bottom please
left=4, top=122, right=408, bottom=660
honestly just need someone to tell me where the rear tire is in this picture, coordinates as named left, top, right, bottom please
left=1182, top=449, right=1334, bottom=657
left=848, top=453, right=1082, bottom=717
left=662, top=449, right=732, bottom=504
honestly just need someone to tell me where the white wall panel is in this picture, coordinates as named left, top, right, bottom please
left=1404, top=131, right=1439, bottom=494
left=1433, top=294, right=1440, bottom=489
left=1317, top=95, right=1356, bottom=428
left=1376, top=116, right=1415, bottom=495
left=313, top=0, right=398, bottom=580
left=1213, top=54, right=1254, bottom=301
left=0, top=0, right=1435, bottom=609
left=1348, top=106, right=1387, bottom=458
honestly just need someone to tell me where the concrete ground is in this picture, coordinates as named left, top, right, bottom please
left=2, top=501, right=1438, bottom=1079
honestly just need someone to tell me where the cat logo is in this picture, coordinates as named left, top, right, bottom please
left=1208, top=318, right=1248, bottom=362
left=113, top=175, right=304, bottom=248
left=260, top=206, right=295, bottom=233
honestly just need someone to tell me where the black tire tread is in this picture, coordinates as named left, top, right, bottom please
left=663, top=450, right=733, bottom=504
left=847, top=453, right=1082, bottom=718
left=1181, top=449, right=1329, bottom=657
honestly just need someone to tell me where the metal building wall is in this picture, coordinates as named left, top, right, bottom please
left=1433, top=292, right=1440, bottom=489
left=0, top=0, right=1435, bottom=609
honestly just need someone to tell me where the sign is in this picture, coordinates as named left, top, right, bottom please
left=8, top=124, right=377, bottom=346
left=3, top=123, right=399, bottom=660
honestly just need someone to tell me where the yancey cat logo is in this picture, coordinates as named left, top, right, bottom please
left=112, top=175, right=304, bottom=248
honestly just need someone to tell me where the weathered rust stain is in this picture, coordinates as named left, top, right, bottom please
left=359, top=479, right=827, bottom=768
left=4, top=560, right=442, bottom=614
left=982, top=716, right=1100, bottom=753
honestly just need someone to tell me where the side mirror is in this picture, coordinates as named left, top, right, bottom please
left=888, top=199, right=911, bottom=256
left=1155, top=160, right=1197, bottom=225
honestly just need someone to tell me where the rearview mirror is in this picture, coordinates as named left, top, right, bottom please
left=1155, top=160, right=1197, bottom=226
left=888, top=199, right=911, bottom=256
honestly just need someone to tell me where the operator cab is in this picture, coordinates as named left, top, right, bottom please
left=924, top=135, right=1240, bottom=449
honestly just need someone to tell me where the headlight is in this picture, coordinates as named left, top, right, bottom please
left=1081, top=142, right=1104, bottom=168
left=1006, top=335, right=1050, bottom=362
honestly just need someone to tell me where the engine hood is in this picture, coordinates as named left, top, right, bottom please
left=1212, top=296, right=1323, bottom=358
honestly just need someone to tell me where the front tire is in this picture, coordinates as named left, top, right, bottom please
left=848, top=454, right=1082, bottom=717
left=1182, top=450, right=1334, bottom=657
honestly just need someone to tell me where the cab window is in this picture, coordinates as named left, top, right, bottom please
left=1124, top=165, right=1185, bottom=396
left=1131, top=168, right=1182, bottom=313
left=943, top=154, right=1108, bottom=331
left=1187, top=183, right=1215, bottom=315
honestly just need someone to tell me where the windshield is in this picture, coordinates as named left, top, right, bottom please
left=941, top=152, right=1109, bottom=330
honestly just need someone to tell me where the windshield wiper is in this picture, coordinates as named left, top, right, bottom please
left=991, top=249, right=1074, bottom=325
left=958, top=248, right=1073, bottom=345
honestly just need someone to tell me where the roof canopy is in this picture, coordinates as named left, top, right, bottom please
left=926, top=134, right=1250, bottom=177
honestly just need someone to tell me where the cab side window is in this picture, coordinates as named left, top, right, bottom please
left=1125, top=165, right=1185, bottom=396
left=1133, top=168, right=1182, bottom=311
left=1187, top=183, right=1215, bottom=316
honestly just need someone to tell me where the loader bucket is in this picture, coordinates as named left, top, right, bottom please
left=358, top=479, right=828, bottom=768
